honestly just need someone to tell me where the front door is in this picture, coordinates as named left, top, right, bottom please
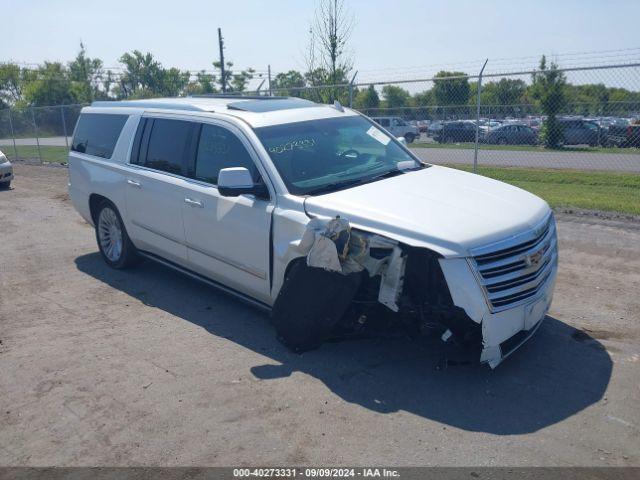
left=181, top=122, right=273, bottom=303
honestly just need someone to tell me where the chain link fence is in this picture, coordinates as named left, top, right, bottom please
left=1, top=62, right=638, bottom=172
left=352, top=63, right=640, bottom=173
left=0, top=104, right=83, bottom=164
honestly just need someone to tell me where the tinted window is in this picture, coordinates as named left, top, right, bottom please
left=193, top=124, right=257, bottom=184
left=144, top=119, right=192, bottom=175
left=71, top=113, right=128, bottom=158
left=377, top=118, right=390, bottom=127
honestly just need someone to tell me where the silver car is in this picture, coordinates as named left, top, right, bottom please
left=0, top=150, right=13, bottom=189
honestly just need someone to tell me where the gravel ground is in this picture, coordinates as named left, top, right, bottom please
left=1, top=163, right=639, bottom=466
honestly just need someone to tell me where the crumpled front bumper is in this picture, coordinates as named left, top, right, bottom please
left=439, top=256, right=558, bottom=368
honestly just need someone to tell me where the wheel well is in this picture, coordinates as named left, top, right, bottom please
left=88, top=194, right=110, bottom=225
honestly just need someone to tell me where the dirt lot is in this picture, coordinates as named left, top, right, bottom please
left=1, top=164, right=639, bottom=466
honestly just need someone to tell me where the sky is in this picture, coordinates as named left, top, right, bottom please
left=2, top=0, right=640, bottom=86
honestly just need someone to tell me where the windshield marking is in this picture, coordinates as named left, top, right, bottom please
left=268, top=138, right=316, bottom=154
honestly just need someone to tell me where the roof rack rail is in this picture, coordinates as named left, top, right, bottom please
left=189, top=94, right=290, bottom=100
left=90, top=101, right=204, bottom=111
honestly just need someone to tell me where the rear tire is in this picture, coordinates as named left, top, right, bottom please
left=95, top=201, right=139, bottom=269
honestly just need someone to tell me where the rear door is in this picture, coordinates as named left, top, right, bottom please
left=181, top=121, right=273, bottom=303
left=125, top=117, right=197, bottom=264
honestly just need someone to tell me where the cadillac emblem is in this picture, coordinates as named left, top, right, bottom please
left=525, top=248, right=544, bottom=267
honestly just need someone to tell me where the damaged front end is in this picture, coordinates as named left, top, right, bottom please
left=272, top=217, right=483, bottom=361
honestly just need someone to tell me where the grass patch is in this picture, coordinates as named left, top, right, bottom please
left=443, top=164, right=640, bottom=215
left=2, top=145, right=69, bottom=163
left=411, top=142, right=640, bottom=155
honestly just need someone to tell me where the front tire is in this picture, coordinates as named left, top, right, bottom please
left=404, top=133, right=415, bottom=143
left=0, top=181, right=10, bottom=189
left=95, top=201, right=138, bottom=269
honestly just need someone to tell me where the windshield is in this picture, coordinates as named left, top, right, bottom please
left=255, top=115, right=423, bottom=195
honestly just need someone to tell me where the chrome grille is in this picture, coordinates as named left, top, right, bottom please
left=470, top=214, right=558, bottom=312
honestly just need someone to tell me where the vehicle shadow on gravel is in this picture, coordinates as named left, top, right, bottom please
left=76, top=253, right=613, bottom=436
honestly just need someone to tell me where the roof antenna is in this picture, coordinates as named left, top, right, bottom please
left=333, top=100, right=344, bottom=112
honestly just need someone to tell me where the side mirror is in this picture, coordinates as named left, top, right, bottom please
left=397, top=136, right=407, bottom=146
left=217, top=167, right=269, bottom=199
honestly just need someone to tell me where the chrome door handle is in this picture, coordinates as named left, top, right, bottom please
left=127, top=179, right=141, bottom=188
left=184, top=198, right=204, bottom=208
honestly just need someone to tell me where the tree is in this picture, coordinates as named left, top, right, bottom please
left=231, top=67, right=255, bottom=93
left=482, top=79, right=526, bottom=105
left=565, top=83, right=609, bottom=115
left=306, top=0, right=353, bottom=102
left=381, top=85, right=410, bottom=108
left=185, top=71, right=218, bottom=95
left=433, top=71, right=470, bottom=106
left=0, top=63, right=23, bottom=107
left=68, top=43, right=105, bottom=102
left=271, top=70, right=306, bottom=96
left=353, top=84, right=379, bottom=109
left=213, top=60, right=255, bottom=93
left=21, top=62, right=77, bottom=106
left=118, top=50, right=190, bottom=98
left=412, top=89, right=434, bottom=107
left=531, top=55, right=567, bottom=148
left=476, top=78, right=527, bottom=116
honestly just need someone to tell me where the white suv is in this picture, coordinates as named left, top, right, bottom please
left=371, top=116, right=420, bottom=143
left=68, top=96, right=558, bottom=368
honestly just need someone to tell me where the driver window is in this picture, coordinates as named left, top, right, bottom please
left=193, top=124, right=258, bottom=185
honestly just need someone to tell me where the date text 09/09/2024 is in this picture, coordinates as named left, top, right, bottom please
left=232, top=468, right=401, bottom=478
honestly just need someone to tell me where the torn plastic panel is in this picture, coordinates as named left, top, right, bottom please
left=273, top=216, right=483, bottom=357
left=300, top=216, right=406, bottom=311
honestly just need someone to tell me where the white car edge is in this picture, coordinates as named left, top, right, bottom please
left=0, top=150, right=13, bottom=188
left=68, top=96, right=558, bottom=368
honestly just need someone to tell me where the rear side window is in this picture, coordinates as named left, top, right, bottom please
left=143, top=119, right=193, bottom=175
left=71, top=113, right=128, bottom=158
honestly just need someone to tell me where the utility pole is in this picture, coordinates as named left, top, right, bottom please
left=218, top=28, right=226, bottom=93
left=268, top=65, right=272, bottom=96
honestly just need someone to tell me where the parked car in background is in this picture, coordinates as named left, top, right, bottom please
left=416, top=120, right=430, bottom=133
left=485, top=124, right=538, bottom=145
left=372, top=116, right=420, bottom=143
left=434, top=121, right=476, bottom=143
left=558, top=118, right=602, bottom=146
left=606, top=119, right=640, bottom=147
left=426, top=121, right=443, bottom=137
left=0, top=150, right=13, bottom=189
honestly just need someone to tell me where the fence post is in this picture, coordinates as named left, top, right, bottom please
left=474, top=59, right=488, bottom=174
left=60, top=105, right=69, bottom=149
left=348, top=71, right=358, bottom=108
left=7, top=108, right=19, bottom=161
left=31, top=107, right=43, bottom=164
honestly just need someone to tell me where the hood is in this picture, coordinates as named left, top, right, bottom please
left=303, top=165, right=550, bottom=257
